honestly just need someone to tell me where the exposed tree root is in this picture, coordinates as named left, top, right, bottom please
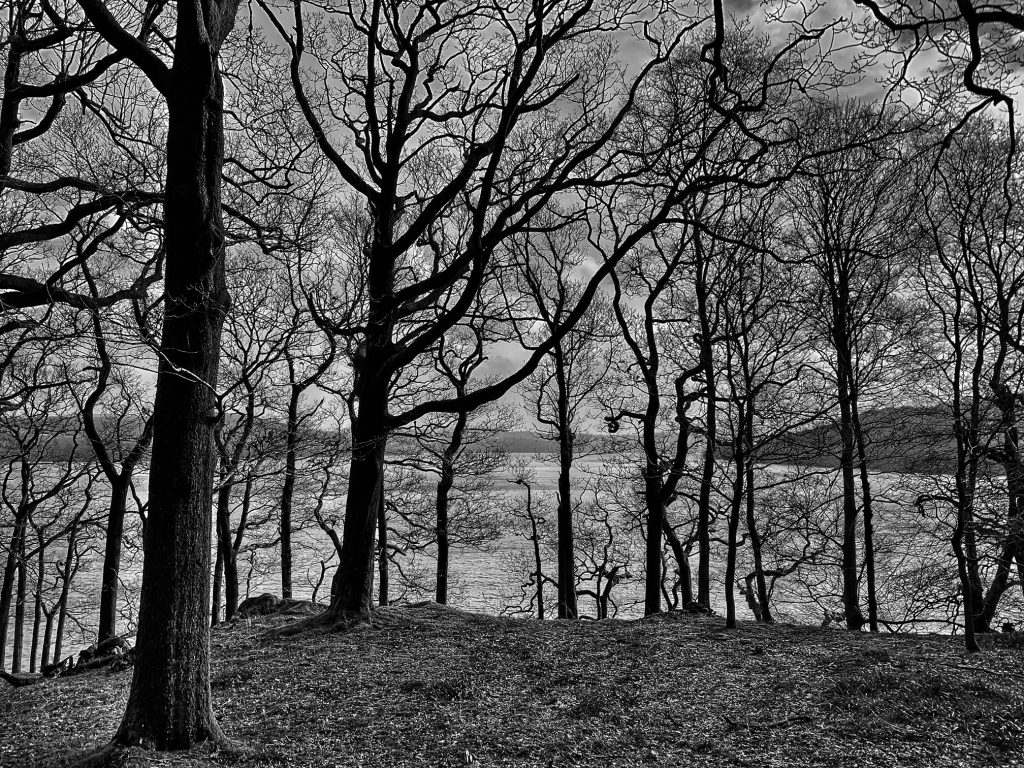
left=67, top=736, right=248, bottom=768
left=263, top=601, right=487, bottom=639
left=263, top=607, right=369, bottom=638
left=0, top=669, right=44, bottom=687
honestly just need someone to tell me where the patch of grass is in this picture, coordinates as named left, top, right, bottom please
left=398, top=676, right=474, bottom=701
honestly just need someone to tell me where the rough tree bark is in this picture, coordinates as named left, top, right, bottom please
left=329, top=355, right=390, bottom=616
left=77, top=0, right=243, bottom=751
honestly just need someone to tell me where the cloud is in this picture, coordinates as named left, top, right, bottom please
left=722, top=0, right=762, bottom=12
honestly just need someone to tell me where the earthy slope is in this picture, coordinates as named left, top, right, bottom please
left=2, top=604, right=1023, bottom=768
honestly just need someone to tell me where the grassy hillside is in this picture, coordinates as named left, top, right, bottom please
left=3, top=603, right=1022, bottom=767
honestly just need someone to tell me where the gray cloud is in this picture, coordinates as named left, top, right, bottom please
left=722, top=0, right=762, bottom=12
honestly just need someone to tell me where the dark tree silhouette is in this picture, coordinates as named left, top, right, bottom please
left=75, top=0, right=243, bottom=752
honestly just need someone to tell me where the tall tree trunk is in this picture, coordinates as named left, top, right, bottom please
left=111, top=6, right=233, bottom=745
left=977, top=476, right=1021, bottom=631
left=41, top=609, right=53, bottom=671
left=12, top=550, right=26, bottom=673
left=643, top=471, right=665, bottom=615
left=952, top=499, right=979, bottom=651
left=434, top=406, right=469, bottom=606
left=662, top=518, right=693, bottom=606
left=83, top=291, right=154, bottom=644
left=280, top=383, right=301, bottom=600
left=835, top=353, right=864, bottom=631
left=98, top=479, right=130, bottom=642
left=554, top=350, right=578, bottom=619
left=744, top=459, right=772, bottom=623
left=850, top=398, right=878, bottom=632
left=30, top=540, right=45, bottom=672
left=211, top=545, right=223, bottom=627
left=53, top=526, right=77, bottom=666
left=695, top=272, right=716, bottom=608
left=330, top=383, right=388, bottom=616
left=964, top=517, right=986, bottom=631
left=0, top=8, right=24, bottom=179
left=377, top=491, right=388, bottom=607
left=976, top=385, right=1023, bottom=631
left=638, top=364, right=665, bottom=616
left=435, top=466, right=452, bottom=606
left=696, top=430, right=715, bottom=608
left=724, top=406, right=746, bottom=629
left=523, top=482, right=544, bottom=619
left=215, top=483, right=239, bottom=621
left=0, top=505, right=27, bottom=669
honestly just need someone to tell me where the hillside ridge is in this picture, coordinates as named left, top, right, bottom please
left=3, top=602, right=1022, bottom=767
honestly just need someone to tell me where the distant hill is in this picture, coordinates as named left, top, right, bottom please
left=480, top=430, right=632, bottom=454
left=0, top=407, right=973, bottom=474
left=759, top=405, right=957, bottom=474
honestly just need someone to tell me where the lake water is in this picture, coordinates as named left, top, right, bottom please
left=3, top=454, right=1021, bottom=671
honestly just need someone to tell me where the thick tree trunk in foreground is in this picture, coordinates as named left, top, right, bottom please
left=108, top=6, right=234, bottom=748
left=330, top=380, right=388, bottom=615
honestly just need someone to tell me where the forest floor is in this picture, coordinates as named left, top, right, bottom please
left=2, top=603, right=1024, bottom=768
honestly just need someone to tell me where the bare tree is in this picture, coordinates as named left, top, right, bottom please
left=780, top=101, right=922, bottom=630
left=0, top=346, right=94, bottom=672
left=503, top=458, right=555, bottom=619
left=917, top=121, right=1024, bottom=647
left=850, top=0, right=1022, bottom=136
left=74, top=0, right=243, bottom=750
left=391, top=331, right=516, bottom=606
left=211, top=249, right=289, bottom=623
left=513, top=217, right=615, bottom=619
left=74, top=256, right=155, bottom=643
left=258, top=0, right=769, bottom=626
